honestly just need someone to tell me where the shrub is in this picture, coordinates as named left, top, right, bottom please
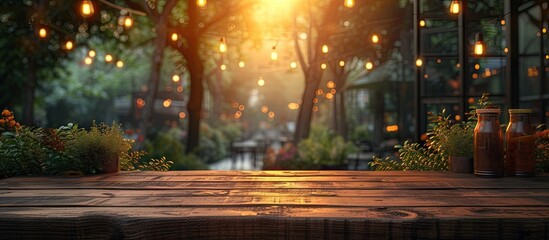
left=297, top=125, right=356, bottom=168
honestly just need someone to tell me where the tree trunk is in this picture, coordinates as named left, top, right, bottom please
left=22, top=60, right=37, bottom=126
left=293, top=69, right=321, bottom=142
left=138, top=21, right=167, bottom=148
left=185, top=41, right=204, bottom=154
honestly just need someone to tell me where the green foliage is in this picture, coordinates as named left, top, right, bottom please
left=145, top=128, right=207, bottom=170
left=297, top=125, right=356, bottom=167
left=535, top=126, right=549, bottom=172
left=370, top=93, right=492, bottom=171
left=197, top=122, right=242, bottom=164
left=0, top=129, right=46, bottom=178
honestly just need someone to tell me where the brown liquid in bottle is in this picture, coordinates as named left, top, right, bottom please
left=474, top=109, right=504, bottom=177
left=506, top=109, right=535, bottom=177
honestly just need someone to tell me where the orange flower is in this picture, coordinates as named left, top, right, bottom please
left=6, top=116, right=13, bottom=121
left=1, top=109, right=10, bottom=117
left=8, top=120, right=15, bottom=127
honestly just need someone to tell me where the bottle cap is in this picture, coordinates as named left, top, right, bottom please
left=508, top=109, right=532, bottom=114
left=476, top=108, right=500, bottom=114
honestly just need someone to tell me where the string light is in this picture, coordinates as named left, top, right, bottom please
left=88, top=50, right=96, bottom=57
left=365, top=61, right=373, bottom=70
left=38, top=28, right=47, bottom=38
left=124, top=16, right=133, bottom=28
left=105, top=54, right=113, bottom=63
left=116, top=60, right=124, bottom=68
left=450, top=0, right=460, bottom=14
left=172, top=75, right=180, bottom=82
left=238, top=61, right=245, bottom=68
left=257, top=76, right=265, bottom=86
left=270, top=46, right=278, bottom=60
left=327, top=81, right=336, bottom=89
left=474, top=33, right=485, bottom=55
left=415, top=58, right=423, bottom=67
left=84, top=57, right=93, bottom=65
left=371, top=34, right=379, bottom=44
left=81, top=0, right=94, bottom=17
left=197, top=0, right=207, bottom=7
left=220, top=64, right=227, bottom=71
left=322, top=44, right=329, bottom=54
left=339, top=60, right=345, bottom=67
left=321, top=63, right=327, bottom=70
left=162, top=99, right=172, bottom=108
left=419, top=19, right=426, bottom=27
left=219, top=37, right=227, bottom=53
left=64, top=40, right=74, bottom=50
left=290, top=61, right=297, bottom=69
left=171, top=33, right=179, bottom=41
left=343, top=0, right=355, bottom=8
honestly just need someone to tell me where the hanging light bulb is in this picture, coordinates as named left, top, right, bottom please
left=38, top=28, right=47, bottom=38
left=238, top=61, right=245, bottom=68
left=81, top=0, right=94, bottom=17
left=116, top=60, right=124, bottom=68
left=124, top=16, right=133, bottom=28
left=105, top=54, right=113, bottom=63
left=257, top=77, right=265, bottom=86
left=197, top=0, right=207, bottom=7
left=450, top=0, right=460, bottom=14
left=219, top=37, right=227, bottom=53
left=339, top=60, right=345, bottom=67
left=371, top=34, right=379, bottom=44
left=84, top=57, right=93, bottom=65
left=419, top=20, right=426, bottom=27
left=365, top=61, right=373, bottom=70
left=343, top=0, right=355, bottom=8
left=290, top=61, right=297, bottom=69
left=172, top=75, right=180, bottom=82
left=270, top=46, right=278, bottom=60
left=415, top=58, right=423, bottom=67
left=65, top=40, right=74, bottom=50
left=171, top=33, right=179, bottom=41
left=321, top=63, right=327, bottom=70
left=88, top=50, right=96, bottom=57
left=474, top=32, right=485, bottom=55
left=322, top=44, right=329, bottom=54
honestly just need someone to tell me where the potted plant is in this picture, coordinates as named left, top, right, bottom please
left=441, top=124, right=474, bottom=173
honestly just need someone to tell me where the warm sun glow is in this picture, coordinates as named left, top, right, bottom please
left=88, top=50, right=96, bottom=57
left=81, top=0, right=94, bottom=17
left=38, top=28, right=47, bottom=38
left=365, top=61, right=373, bottom=70
left=322, top=44, right=329, bottom=54
left=238, top=61, right=245, bottom=68
left=171, top=33, right=179, bottom=42
left=116, top=60, right=124, bottom=68
left=257, top=77, right=265, bottom=86
left=105, top=54, right=113, bottom=63
left=343, top=0, right=355, bottom=8
left=65, top=40, right=73, bottom=50
left=371, top=34, right=379, bottom=44
left=450, top=0, right=460, bottom=14
left=197, top=0, right=207, bottom=7
left=219, top=37, right=227, bottom=53
left=124, top=16, right=133, bottom=28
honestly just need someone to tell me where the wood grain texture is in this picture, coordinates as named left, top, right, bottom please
left=0, top=171, right=548, bottom=239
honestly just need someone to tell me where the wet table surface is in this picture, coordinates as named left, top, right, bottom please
left=0, top=171, right=548, bottom=239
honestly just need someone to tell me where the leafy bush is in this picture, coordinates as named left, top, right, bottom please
left=145, top=128, right=207, bottom=170
left=297, top=125, right=356, bottom=167
left=535, top=127, right=549, bottom=172
left=197, top=122, right=242, bottom=163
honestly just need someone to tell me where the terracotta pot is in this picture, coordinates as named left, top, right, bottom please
left=100, top=157, right=120, bottom=173
left=450, top=156, right=473, bottom=173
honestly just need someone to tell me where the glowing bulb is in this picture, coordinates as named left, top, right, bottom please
left=290, top=61, right=297, bottom=69
left=339, top=60, right=345, bottom=67
left=321, top=63, right=327, bottom=70
left=220, top=64, right=227, bottom=71
left=219, top=37, right=227, bottom=53
left=543, top=27, right=547, bottom=34
left=270, top=46, right=278, bottom=60
left=81, top=0, right=94, bottom=17
left=65, top=40, right=73, bottom=50
left=415, top=58, right=423, bottom=67
left=371, top=34, right=379, bottom=44
left=419, top=20, right=426, bottom=27
left=197, top=0, right=206, bottom=7
left=365, top=61, right=373, bottom=70
left=546, top=54, right=549, bottom=60
left=474, top=64, right=480, bottom=70
left=84, top=57, right=93, bottom=65
left=450, top=0, right=460, bottom=14
left=322, top=44, right=329, bottom=54
left=327, top=81, right=336, bottom=89
left=172, top=75, right=180, bottom=82
left=258, top=77, right=265, bottom=86
left=344, top=0, right=355, bottom=8
left=325, top=93, right=334, bottom=100
left=504, top=47, right=509, bottom=53
left=105, top=54, right=113, bottom=63
left=171, top=33, right=178, bottom=41
left=268, top=111, right=275, bottom=118
left=238, top=61, right=245, bottom=68
left=474, top=33, right=485, bottom=55
left=38, top=28, right=47, bottom=38
left=88, top=50, right=96, bottom=57
left=179, top=112, right=186, bottom=119
left=124, top=16, right=133, bottom=28
left=500, top=19, right=506, bottom=25
left=162, top=99, right=172, bottom=108
left=116, top=60, right=124, bottom=68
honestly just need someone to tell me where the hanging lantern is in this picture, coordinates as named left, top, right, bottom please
left=371, top=34, right=379, bottom=44
left=450, top=0, right=460, bottom=14
left=219, top=37, right=227, bottom=53
left=474, top=33, right=485, bottom=55
left=38, top=28, right=47, bottom=38
left=124, top=16, right=133, bottom=28
left=270, top=46, right=278, bottom=60
left=81, top=0, right=94, bottom=17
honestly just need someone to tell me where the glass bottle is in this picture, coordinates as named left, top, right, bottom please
left=506, top=109, right=535, bottom=177
left=474, top=109, right=504, bottom=177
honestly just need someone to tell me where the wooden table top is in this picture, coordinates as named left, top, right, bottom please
left=1, top=171, right=548, bottom=239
